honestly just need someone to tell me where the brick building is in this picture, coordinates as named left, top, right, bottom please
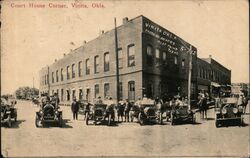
left=39, top=15, right=230, bottom=105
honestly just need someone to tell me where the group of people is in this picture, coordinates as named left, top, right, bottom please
left=40, top=92, right=60, bottom=109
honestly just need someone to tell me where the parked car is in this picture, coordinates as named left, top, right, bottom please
left=170, top=105, right=195, bottom=125
left=215, top=97, right=244, bottom=127
left=35, top=102, right=63, bottom=127
left=1, top=98, right=17, bottom=127
left=137, top=99, right=162, bottom=125
left=86, top=101, right=115, bottom=126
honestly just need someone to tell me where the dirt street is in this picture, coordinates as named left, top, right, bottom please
left=1, top=100, right=249, bottom=157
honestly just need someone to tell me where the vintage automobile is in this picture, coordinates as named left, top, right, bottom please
left=137, top=99, right=162, bottom=125
left=170, top=104, right=195, bottom=125
left=35, top=102, right=63, bottom=127
left=1, top=98, right=17, bottom=127
left=215, top=97, right=244, bottom=127
left=86, top=100, right=115, bottom=126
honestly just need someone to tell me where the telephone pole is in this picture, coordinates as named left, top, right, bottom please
left=114, top=18, right=120, bottom=104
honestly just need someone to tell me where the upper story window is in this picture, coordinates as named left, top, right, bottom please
left=162, top=51, right=167, bottom=64
left=67, top=66, right=70, bottom=80
left=78, top=61, right=82, bottom=77
left=56, top=70, right=59, bottom=82
left=146, top=45, right=153, bottom=66
left=52, top=72, right=54, bottom=83
left=174, top=56, right=178, bottom=65
left=72, top=64, right=75, bottom=78
left=61, top=68, right=64, bottom=81
left=118, top=48, right=123, bottom=69
left=94, top=55, right=100, bottom=73
left=128, top=44, right=135, bottom=67
left=155, top=48, right=160, bottom=66
left=86, top=58, right=90, bottom=75
left=104, top=52, right=110, bottom=72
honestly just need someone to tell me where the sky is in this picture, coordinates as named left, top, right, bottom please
left=1, top=0, right=249, bottom=94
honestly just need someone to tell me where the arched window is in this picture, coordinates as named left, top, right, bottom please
left=94, top=55, right=100, bottom=73
left=104, top=52, right=109, bottom=72
left=72, top=64, right=76, bottom=78
left=128, top=44, right=135, bottom=67
left=78, top=61, right=82, bottom=77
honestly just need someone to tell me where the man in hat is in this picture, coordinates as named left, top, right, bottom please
left=71, top=97, right=79, bottom=120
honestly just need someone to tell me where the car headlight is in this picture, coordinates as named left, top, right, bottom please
left=238, top=106, right=243, bottom=112
left=222, top=108, right=227, bottom=114
left=233, top=108, right=238, bottom=114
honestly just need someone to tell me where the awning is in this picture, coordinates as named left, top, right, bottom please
left=211, top=82, right=221, bottom=87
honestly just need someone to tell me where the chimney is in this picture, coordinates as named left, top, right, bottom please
left=123, top=17, right=129, bottom=24
left=209, top=55, right=212, bottom=58
left=54, top=59, right=57, bottom=62
left=99, top=30, right=105, bottom=35
left=83, top=40, right=87, bottom=44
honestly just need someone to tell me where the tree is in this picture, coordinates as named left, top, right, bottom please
left=15, top=86, right=39, bottom=99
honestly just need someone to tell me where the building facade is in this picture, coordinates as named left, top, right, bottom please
left=39, top=15, right=230, bottom=105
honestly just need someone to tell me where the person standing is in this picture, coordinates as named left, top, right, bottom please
left=71, top=97, right=79, bottom=120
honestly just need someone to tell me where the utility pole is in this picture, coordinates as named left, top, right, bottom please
left=187, top=45, right=193, bottom=110
left=47, top=66, right=50, bottom=95
left=114, top=18, right=120, bottom=104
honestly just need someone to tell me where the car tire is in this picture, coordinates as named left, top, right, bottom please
left=170, top=113, right=175, bottom=126
left=86, top=113, right=89, bottom=125
left=138, top=113, right=144, bottom=125
left=7, top=115, right=11, bottom=128
left=215, top=120, right=220, bottom=128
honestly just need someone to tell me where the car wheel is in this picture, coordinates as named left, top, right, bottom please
left=58, top=115, right=63, bottom=127
left=215, top=120, right=220, bottom=128
left=7, top=115, right=12, bottom=128
left=108, top=114, right=112, bottom=126
left=170, top=113, right=175, bottom=126
left=138, top=113, right=144, bottom=125
left=86, top=113, right=89, bottom=125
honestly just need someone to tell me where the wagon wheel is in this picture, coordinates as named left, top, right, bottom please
left=86, top=113, right=89, bottom=125
left=7, top=115, right=12, bottom=128
left=138, top=113, right=144, bottom=125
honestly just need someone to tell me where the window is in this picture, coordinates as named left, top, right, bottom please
left=52, top=72, right=54, bottom=83
left=61, top=68, right=64, bottom=81
left=67, top=66, right=70, bottom=80
left=94, top=55, right=100, bottom=73
left=174, top=56, right=178, bottom=65
left=86, top=58, right=90, bottom=75
left=182, top=59, right=185, bottom=67
left=79, top=89, right=83, bottom=100
left=128, top=81, right=135, bottom=102
left=72, top=64, right=75, bottom=78
left=104, top=83, right=110, bottom=98
left=146, top=82, right=154, bottom=99
left=163, top=51, right=167, bottom=64
left=94, top=84, right=99, bottom=98
left=128, top=44, right=135, bottom=67
left=56, top=70, right=59, bottom=82
left=104, top=52, right=110, bottom=72
left=155, top=48, right=160, bottom=66
left=146, top=45, right=153, bottom=66
left=61, top=89, right=64, bottom=101
left=67, top=90, right=70, bottom=101
left=118, top=49, right=123, bottom=69
left=119, top=82, right=123, bottom=100
left=78, top=61, right=82, bottom=77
